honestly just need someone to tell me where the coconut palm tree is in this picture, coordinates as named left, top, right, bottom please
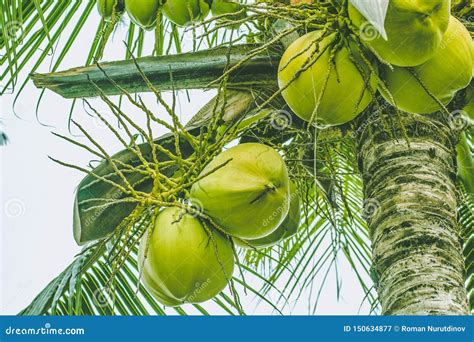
left=2, top=0, right=472, bottom=315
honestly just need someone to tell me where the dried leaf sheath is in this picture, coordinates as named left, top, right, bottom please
left=31, top=45, right=280, bottom=98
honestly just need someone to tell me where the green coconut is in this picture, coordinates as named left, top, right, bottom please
left=471, top=39, right=474, bottom=72
left=138, top=207, right=234, bottom=306
left=97, top=0, right=124, bottom=20
left=379, top=17, right=473, bottom=114
left=463, top=81, right=474, bottom=121
left=237, top=182, right=301, bottom=249
left=125, top=0, right=161, bottom=29
left=210, top=0, right=246, bottom=28
left=349, top=0, right=450, bottom=67
left=190, top=143, right=290, bottom=240
left=278, top=31, right=377, bottom=126
left=162, top=0, right=210, bottom=26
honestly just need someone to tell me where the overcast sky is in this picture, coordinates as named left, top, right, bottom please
left=0, top=4, right=371, bottom=315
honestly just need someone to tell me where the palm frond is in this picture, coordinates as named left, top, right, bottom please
left=1, top=1, right=95, bottom=95
left=0, top=0, right=253, bottom=98
left=20, top=242, right=248, bottom=315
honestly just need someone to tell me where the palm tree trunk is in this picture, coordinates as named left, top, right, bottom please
left=356, top=111, right=469, bottom=315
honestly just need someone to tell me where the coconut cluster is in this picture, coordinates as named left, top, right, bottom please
left=139, top=143, right=300, bottom=306
left=278, top=0, right=474, bottom=126
left=97, top=0, right=247, bottom=28
left=378, top=16, right=473, bottom=114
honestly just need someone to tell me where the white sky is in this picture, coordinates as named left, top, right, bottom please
left=0, top=4, right=372, bottom=315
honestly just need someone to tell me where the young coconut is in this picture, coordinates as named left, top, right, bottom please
left=125, top=0, right=161, bottom=29
left=348, top=0, right=450, bottom=67
left=210, top=0, right=247, bottom=28
left=379, top=17, right=473, bottom=114
left=237, top=181, right=301, bottom=249
left=138, top=207, right=234, bottom=306
left=190, top=143, right=290, bottom=240
left=162, top=0, right=210, bottom=27
left=463, top=81, right=474, bottom=121
left=97, top=0, right=125, bottom=20
left=278, top=31, right=377, bottom=126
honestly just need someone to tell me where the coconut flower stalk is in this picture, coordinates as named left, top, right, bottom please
left=50, top=68, right=266, bottom=311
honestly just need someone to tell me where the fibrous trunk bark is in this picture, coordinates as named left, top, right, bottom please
left=356, top=111, right=469, bottom=315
